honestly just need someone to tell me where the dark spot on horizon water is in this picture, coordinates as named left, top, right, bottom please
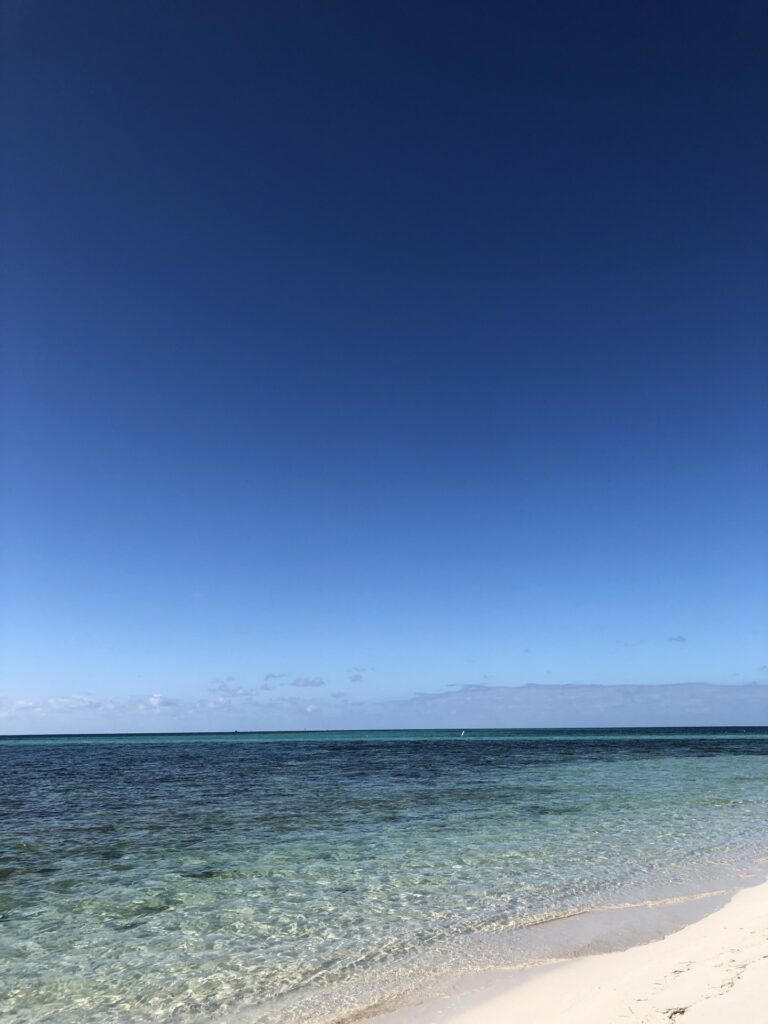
left=524, top=804, right=583, bottom=815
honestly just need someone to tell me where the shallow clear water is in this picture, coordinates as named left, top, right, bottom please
left=1, top=728, right=767, bottom=1023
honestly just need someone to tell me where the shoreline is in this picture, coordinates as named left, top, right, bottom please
left=244, top=860, right=766, bottom=1024
left=372, top=871, right=768, bottom=1024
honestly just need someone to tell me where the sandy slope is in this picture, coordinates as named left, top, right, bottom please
left=377, top=877, right=768, bottom=1023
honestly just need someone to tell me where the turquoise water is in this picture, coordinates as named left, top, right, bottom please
left=2, top=728, right=767, bottom=1023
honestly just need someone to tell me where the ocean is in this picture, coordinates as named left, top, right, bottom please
left=2, top=728, right=767, bottom=1023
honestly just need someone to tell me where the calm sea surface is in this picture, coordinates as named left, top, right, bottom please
left=2, top=728, right=767, bottom=1023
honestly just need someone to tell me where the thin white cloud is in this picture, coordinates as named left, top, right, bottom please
left=0, top=694, right=117, bottom=717
left=138, top=693, right=178, bottom=711
left=209, top=680, right=255, bottom=696
left=395, top=682, right=767, bottom=728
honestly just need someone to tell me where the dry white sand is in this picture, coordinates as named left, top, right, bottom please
left=375, top=876, right=768, bottom=1024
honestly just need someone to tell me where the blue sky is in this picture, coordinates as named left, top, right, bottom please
left=1, top=2, right=766, bottom=732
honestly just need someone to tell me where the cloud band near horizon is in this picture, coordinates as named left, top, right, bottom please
left=1, top=681, right=767, bottom=734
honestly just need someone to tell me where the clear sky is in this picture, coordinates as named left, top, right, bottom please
left=1, top=1, right=766, bottom=732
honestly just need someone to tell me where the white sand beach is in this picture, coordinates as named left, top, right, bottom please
left=377, top=876, right=768, bottom=1024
